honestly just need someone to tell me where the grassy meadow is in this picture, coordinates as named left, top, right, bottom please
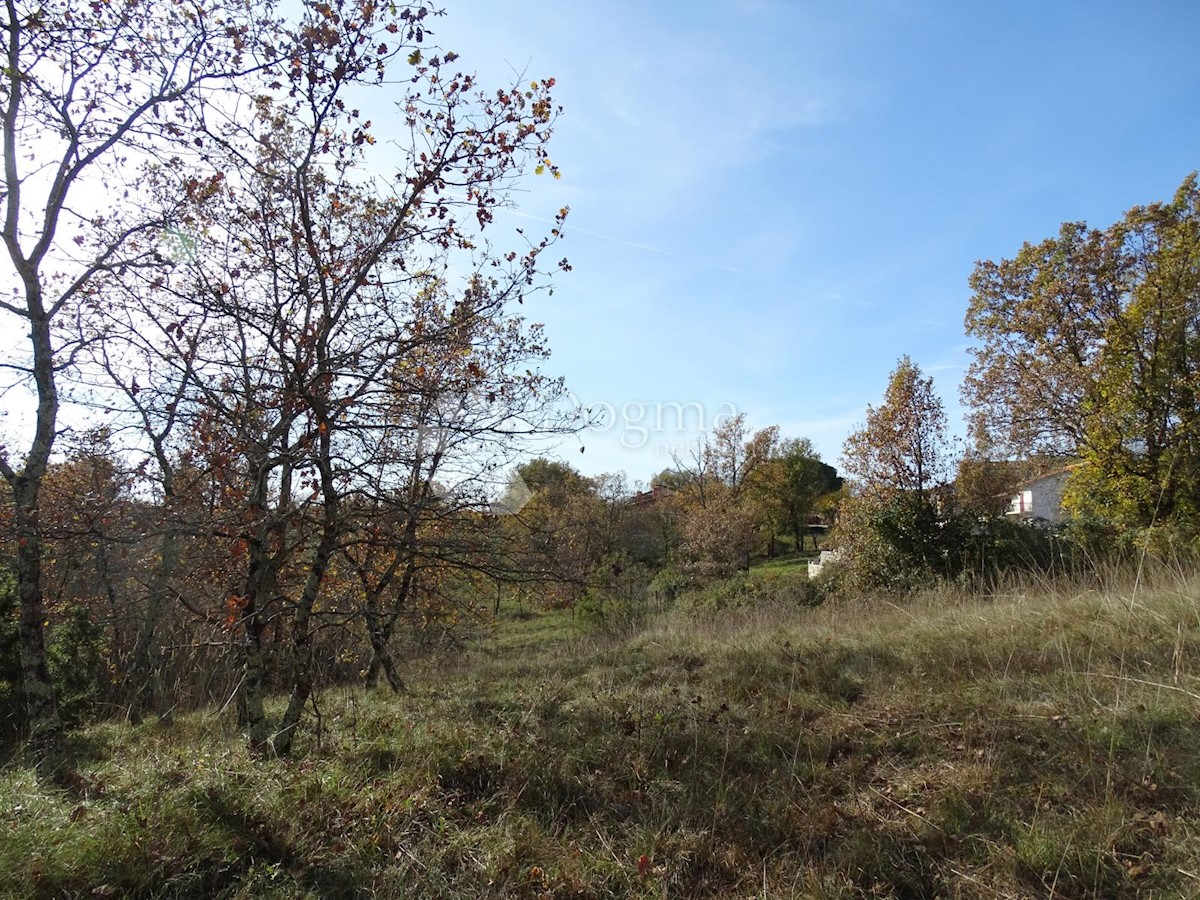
left=4, top=565, right=1200, bottom=898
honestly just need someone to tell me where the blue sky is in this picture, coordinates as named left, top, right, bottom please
left=428, top=0, right=1200, bottom=484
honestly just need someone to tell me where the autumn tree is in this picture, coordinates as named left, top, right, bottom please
left=615, top=468, right=685, bottom=566
left=843, top=356, right=952, bottom=498
left=748, top=439, right=844, bottom=556
left=674, top=415, right=778, bottom=575
left=964, top=174, right=1200, bottom=546
left=837, top=357, right=962, bottom=590
left=0, top=0, right=574, bottom=754
left=339, top=299, right=573, bottom=695
left=953, top=454, right=1029, bottom=518
left=0, top=0, right=282, bottom=749
left=744, top=455, right=788, bottom=558
left=147, top=8, right=565, bottom=753
left=0, top=434, right=132, bottom=725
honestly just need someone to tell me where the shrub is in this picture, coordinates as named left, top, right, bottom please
left=827, top=492, right=952, bottom=596
left=648, top=566, right=687, bottom=603
left=674, top=568, right=825, bottom=616
left=958, top=516, right=1079, bottom=586
left=47, top=605, right=107, bottom=726
left=753, top=568, right=826, bottom=607
left=0, top=566, right=20, bottom=738
left=576, top=553, right=655, bottom=633
left=0, top=567, right=110, bottom=740
left=676, top=572, right=757, bottom=613
left=829, top=489, right=1099, bottom=597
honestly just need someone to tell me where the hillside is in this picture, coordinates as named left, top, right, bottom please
left=4, top=570, right=1200, bottom=898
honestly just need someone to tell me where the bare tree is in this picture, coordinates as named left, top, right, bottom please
left=78, top=1, right=571, bottom=753
left=0, top=0, right=278, bottom=750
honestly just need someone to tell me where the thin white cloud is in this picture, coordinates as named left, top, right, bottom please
left=433, top=2, right=850, bottom=219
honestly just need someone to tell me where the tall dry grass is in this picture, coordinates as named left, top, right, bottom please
left=2, top=561, right=1198, bottom=898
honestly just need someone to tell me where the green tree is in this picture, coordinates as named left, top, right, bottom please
left=777, top=438, right=842, bottom=552
left=648, top=467, right=695, bottom=493
left=742, top=438, right=841, bottom=557
left=964, top=174, right=1200, bottom=544
left=517, top=459, right=592, bottom=497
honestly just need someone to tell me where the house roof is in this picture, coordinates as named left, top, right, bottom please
left=1011, top=462, right=1083, bottom=492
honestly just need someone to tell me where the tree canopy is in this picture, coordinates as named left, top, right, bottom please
left=835, top=357, right=963, bottom=590
left=964, top=173, right=1200, bottom=538
left=842, top=356, right=952, bottom=498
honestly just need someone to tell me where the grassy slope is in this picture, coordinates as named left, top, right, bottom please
left=3, top=574, right=1200, bottom=899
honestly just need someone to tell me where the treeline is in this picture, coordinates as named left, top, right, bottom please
left=830, top=174, right=1200, bottom=593
left=496, top=416, right=843, bottom=609
left=5, top=163, right=1197, bottom=754
left=0, top=412, right=847, bottom=745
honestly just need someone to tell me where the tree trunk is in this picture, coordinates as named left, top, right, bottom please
left=241, top=594, right=269, bottom=753
left=272, top=525, right=338, bottom=756
left=360, top=497, right=422, bottom=696
left=241, top=489, right=277, bottom=754
left=364, top=594, right=407, bottom=694
left=273, top=410, right=340, bottom=756
left=5, top=300, right=63, bottom=754
left=364, top=640, right=406, bottom=693
left=13, top=481, right=60, bottom=750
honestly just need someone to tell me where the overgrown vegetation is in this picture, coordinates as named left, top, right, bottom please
left=0, top=7, right=1196, bottom=897
left=4, top=564, right=1199, bottom=898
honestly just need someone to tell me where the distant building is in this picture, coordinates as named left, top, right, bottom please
left=1006, top=466, right=1077, bottom=523
left=631, top=483, right=673, bottom=507
left=807, top=548, right=842, bottom=579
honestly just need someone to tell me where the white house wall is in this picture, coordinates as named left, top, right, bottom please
left=1007, top=470, right=1072, bottom=523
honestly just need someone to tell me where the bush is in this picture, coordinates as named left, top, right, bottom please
left=828, top=490, right=1098, bottom=597
left=674, top=568, right=825, bottom=616
left=648, top=566, right=687, bottom=603
left=754, top=568, right=826, bottom=607
left=576, top=553, right=655, bottom=633
left=1121, top=522, right=1200, bottom=562
left=828, top=492, right=952, bottom=596
left=959, top=516, right=1078, bottom=585
left=676, top=572, right=756, bottom=613
left=0, top=566, right=20, bottom=738
left=47, top=605, right=107, bottom=726
left=0, top=573, right=108, bottom=739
